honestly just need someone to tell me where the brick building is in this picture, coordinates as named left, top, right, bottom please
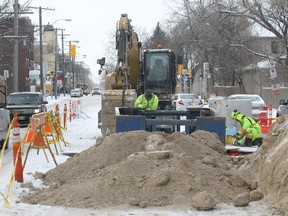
left=0, top=17, right=34, bottom=94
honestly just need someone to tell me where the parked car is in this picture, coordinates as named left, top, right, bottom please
left=91, top=87, right=101, bottom=95
left=0, top=78, right=10, bottom=149
left=6, top=92, right=48, bottom=126
left=70, top=88, right=83, bottom=97
left=172, top=93, right=203, bottom=111
left=227, top=94, right=267, bottom=119
left=0, top=108, right=10, bottom=149
left=277, top=99, right=288, bottom=117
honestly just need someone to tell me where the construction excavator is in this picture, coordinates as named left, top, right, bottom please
left=98, top=14, right=178, bottom=136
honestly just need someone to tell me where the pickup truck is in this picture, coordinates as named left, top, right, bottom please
left=5, top=92, right=48, bottom=126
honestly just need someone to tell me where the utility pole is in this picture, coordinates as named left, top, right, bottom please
left=39, top=6, right=44, bottom=94
left=69, top=41, right=72, bottom=89
left=13, top=0, right=19, bottom=92
left=28, top=6, right=55, bottom=95
left=68, top=41, right=79, bottom=89
left=60, top=29, right=70, bottom=96
left=62, top=30, right=65, bottom=96
left=50, top=20, right=71, bottom=97
left=72, top=55, right=75, bottom=89
left=203, top=62, right=210, bottom=100
left=54, top=28, right=58, bottom=99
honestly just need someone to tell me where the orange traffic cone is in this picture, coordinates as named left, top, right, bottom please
left=63, top=104, right=67, bottom=130
left=12, top=114, right=24, bottom=182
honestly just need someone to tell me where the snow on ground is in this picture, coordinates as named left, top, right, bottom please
left=0, top=94, right=274, bottom=215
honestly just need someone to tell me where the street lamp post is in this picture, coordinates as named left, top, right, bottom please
left=13, top=1, right=19, bottom=92
left=68, top=40, right=79, bottom=90
left=39, top=7, right=44, bottom=94
left=60, top=30, right=70, bottom=96
left=51, top=19, right=71, bottom=99
left=54, top=28, right=58, bottom=99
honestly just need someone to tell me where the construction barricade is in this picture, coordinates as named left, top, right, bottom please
left=22, top=107, right=69, bottom=168
left=70, top=99, right=82, bottom=121
left=22, top=112, right=58, bottom=168
left=0, top=104, right=70, bottom=206
left=258, top=104, right=274, bottom=134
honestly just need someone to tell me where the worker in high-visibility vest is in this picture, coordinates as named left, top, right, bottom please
left=231, top=110, right=263, bottom=146
left=134, top=89, right=158, bottom=111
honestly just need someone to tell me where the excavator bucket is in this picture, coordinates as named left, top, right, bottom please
left=100, top=89, right=137, bottom=136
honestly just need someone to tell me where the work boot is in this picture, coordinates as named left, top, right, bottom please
left=252, top=137, right=263, bottom=147
left=243, top=138, right=252, bottom=147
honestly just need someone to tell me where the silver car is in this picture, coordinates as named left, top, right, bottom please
left=172, top=93, right=203, bottom=111
left=91, top=87, right=101, bottom=95
left=227, top=94, right=267, bottom=119
left=70, top=88, right=83, bottom=97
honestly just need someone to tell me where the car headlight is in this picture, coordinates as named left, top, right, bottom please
left=33, top=109, right=41, bottom=113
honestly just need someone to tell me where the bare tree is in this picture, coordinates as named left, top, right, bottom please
left=238, top=0, right=288, bottom=65
left=167, top=0, right=254, bottom=90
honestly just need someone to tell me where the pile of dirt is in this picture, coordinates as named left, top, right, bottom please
left=22, top=130, right=256, bottom=209
left=240, top=116, right=288, bottom=215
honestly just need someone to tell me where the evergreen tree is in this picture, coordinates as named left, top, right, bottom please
left=143, top=22, right=170, bottom=49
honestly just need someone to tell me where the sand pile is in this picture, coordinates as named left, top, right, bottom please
left=240, top=116, right=288, bottom=215
left=22, top=130, right=256, bottom=209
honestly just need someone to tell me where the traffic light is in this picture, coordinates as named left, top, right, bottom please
left=70, top=44, right=76, bottom=57
left=97, top=57, right=106, bottom=66
left=177, top=64, right=184, bottom=75
left=50, top=70, right=55, bottom=78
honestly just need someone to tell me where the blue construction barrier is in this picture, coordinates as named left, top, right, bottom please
left=115, top=107, right=226, bottom=144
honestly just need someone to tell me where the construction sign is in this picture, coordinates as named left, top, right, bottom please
left=70, top=44, right=76, bottom=57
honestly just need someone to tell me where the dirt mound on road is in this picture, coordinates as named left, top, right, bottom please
left=240, top=117, right=288, bottom=215
left=22, top=130, right=254, bottom=209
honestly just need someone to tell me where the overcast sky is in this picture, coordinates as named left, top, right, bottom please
left=25, top=0, right=175, bottom=84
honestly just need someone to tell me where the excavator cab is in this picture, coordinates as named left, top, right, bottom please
left=141, top=49, right=177, bottom=110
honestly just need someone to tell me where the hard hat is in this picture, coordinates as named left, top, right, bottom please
left=231, top=110, right=244, bottom=121
left=145, top=89, right=153, bottom=99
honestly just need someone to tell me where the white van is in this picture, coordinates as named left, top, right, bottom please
left=71, top=88, right=83, bottom=97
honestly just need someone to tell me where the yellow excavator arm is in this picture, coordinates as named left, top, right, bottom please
left=106, top=13, right=140, bottom=90
left=99, top=14, right=141, bottom=136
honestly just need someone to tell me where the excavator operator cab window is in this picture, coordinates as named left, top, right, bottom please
left=146, top=54, right=169, bottom=82
left=145, top=52, right=171, bottom=94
